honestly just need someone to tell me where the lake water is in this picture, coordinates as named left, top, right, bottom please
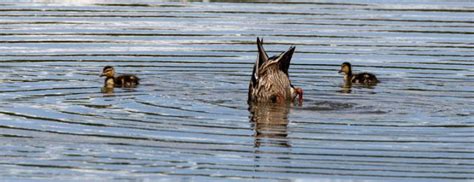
left=0, top=0, right=473, bottom=181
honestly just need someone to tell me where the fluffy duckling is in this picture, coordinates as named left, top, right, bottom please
left=248, top=37, right=303, bottom=105
left=100, top=66, right=140, bottom=88
left=338, top=62, right=379, bottom=85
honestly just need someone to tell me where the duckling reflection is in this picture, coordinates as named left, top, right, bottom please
left=101, top=87, right=115, bottom=94
left=249, top=103, right=290, bottom=148
left=340, top=82, right=352, bottom=93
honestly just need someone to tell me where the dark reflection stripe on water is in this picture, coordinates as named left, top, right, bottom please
left=0, top=0, right=473, bottom=181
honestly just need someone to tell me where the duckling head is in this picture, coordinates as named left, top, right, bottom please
left=100, top=66, right=116, bottom=88
left=100, top=66, right=115, bottom=78
left=338, top=62, right=352, bottom=75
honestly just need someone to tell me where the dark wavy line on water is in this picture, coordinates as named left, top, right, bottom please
left=170, top=168, right=473, bottom=180
left=0, top=21, right=87, bottom=25
left=2, top=136, right=471, bottom=176
left=0, top=9, right=332, bottom=16
left=60, top=144, right=470, bottom=171
left=0, top=125, right=253, bottom=148
left=1, top=115, right=471, bottom=146
left=0, top=86, right=96, bottom=93
left=0, top=160, right=468, bottom=181
left=0, top=14, right=209, bottom=18
left=133, top=172, right=271, bottom=180
left=0, top=163, right=78, bottom=170
left=1, top=59, right=467, bottom=72
left=191, top=162, right=473, bottom=174
left=373, top=30, right=474, bottom=35
left=294, top=120, right=474, bottom=128
left=4, top=89, right=134, bottom=102
left=97, top=115, right=248, bottom=132
left=189, top=164, right=474, bottom=177
left=282, top=22, right=473, bottom=29
left=0, top=33, right=218, bottom=37
left=0, top=34, right=366, bottom=40
left=363, top=8, right=474, bottom=13
left=1, top=112, right=469, bottom=160
left=135, top=100, right=211, bottom=114
left=103, top=142, right=474, bottom=166
left=0, top=53, right=238, bottom=58
left=0, top=33, right=367, bottom=39
left=56, top=111, right=252, bottom=139
left=0, top=37, right=472, bottom=50
left=0, top=111, right=108, bottom=127
left=0, top=7, right=186, bottom=12
left=194, top=10, right=334, bottom=16
left=1, top=8, right=472, bottom=16
left=0, top=40, right=120, bottom=44
left=0, top=134, right=33, bottom=139
left=0, top=54, right=236, bottom=58
left=290, top=144, right=474, bottom=154
left=2, top=14, right=469, bottom=25
left=36, top=2, right=371, bottom=7
left=331, top=18, right=474, bottom=24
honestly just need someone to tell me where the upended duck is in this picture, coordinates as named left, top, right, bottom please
left=100, top=66, right=140, bottom=88
left=248, top=38, right=303, bottom=105
left=338, top=62, right=379, bottom=85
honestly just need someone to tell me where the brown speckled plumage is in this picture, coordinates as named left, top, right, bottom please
left=248, top=38, right=302, bottom=104
left=100, top=66, right=140, bottom=88
left=339, top=62, right=379, bottom=85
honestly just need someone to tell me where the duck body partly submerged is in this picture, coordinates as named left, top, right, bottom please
left=339, top=62, right=379, bottom=85
left=248, top=38, right=303, bottom=105
left=101, top=66, right=140, bottom=88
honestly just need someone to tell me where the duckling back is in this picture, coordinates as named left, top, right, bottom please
left=352, top=72, right=379, bottom=85
left=115, top=74, right=140, bottom=88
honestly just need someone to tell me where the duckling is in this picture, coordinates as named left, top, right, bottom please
left=338, top=62, right=379, bottom=85
left=248, top=37, right=303, bottom=104
left=100, top=66, right=140, bottom=88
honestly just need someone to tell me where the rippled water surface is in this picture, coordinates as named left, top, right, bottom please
left=0, top=0, right=473, bottom=181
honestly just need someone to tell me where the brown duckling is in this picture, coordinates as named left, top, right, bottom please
left=100, top=66, right=140, bottom=88
left=248, top=37, right=303, bottom=105
left=338, top=62, right=379, bottom=85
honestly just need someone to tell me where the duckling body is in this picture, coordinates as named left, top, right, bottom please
left=248, top=38, right=303, bottom=104
left=114, top=74, right=140, bottom=87
left=101, top=66, right=139, bottom=88
left=339, top=62, right=379, bottom=85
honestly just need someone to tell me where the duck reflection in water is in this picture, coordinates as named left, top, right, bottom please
left=340, top=82, right=352, bottom=93
left=247, top=37, right=301, bottom=148
left=101, top=87, right=115, bottom=95
left=249, top=103, right=291, bottom=148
